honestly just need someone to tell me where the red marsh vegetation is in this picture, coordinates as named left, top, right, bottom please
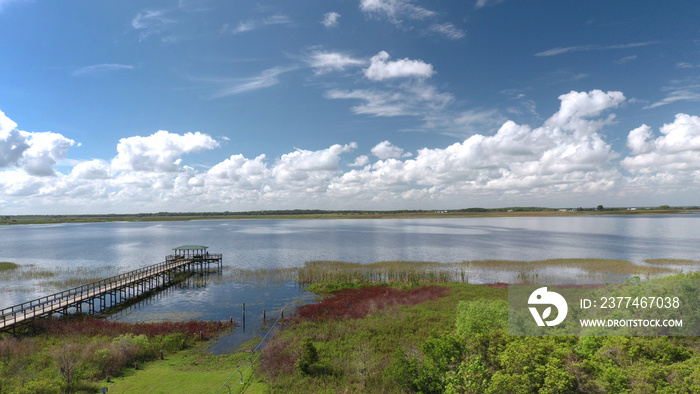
left=32, top=317, right=233, bottom=339
left=294, top=285, right=449, bottom=321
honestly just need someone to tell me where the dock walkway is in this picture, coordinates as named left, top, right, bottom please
left=0, top=250, right=222, bottom=332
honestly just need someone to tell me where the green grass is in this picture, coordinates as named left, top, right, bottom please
left=0, top=262, right=19, bottom=271
left=104, top=345, right=266, bottom=394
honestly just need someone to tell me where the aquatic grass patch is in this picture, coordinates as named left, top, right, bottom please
left=41, top=276, right=107, bottom=289
left=0, top=263, right=56, bottom=281
left=0, top=262, right=19, bottom=271
left=463, top=258, right=676, bottom=276
left=213, top=266, right=298, bottom=285
left=295, top=258, right=674, bottom=288
left=645, top=258, right=700, bottom=265
left=297, top=260, right=464, bottom=287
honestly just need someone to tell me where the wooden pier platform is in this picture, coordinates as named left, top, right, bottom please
left=0, top=245, right=222, bottom=332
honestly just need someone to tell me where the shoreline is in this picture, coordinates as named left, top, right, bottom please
left=0, top=208, right=696, bottom=226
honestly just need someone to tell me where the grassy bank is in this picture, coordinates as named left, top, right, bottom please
left=104, top=342, right=265, bottom=394
left=0, top=317, right=233, bottom=393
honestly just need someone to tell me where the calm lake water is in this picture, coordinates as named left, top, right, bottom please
left=1, top=215, right=699, bottom=351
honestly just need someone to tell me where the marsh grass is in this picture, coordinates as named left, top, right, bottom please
left=463, top=258, right=675, bottom=276
left=645, top=258, right=700, bottom=265
left=0, top=263, right=56, bottom=281
left=0, top=262, right=19, bottom=271
left=0, top=264, right=115, bottom=297
left=212, top=266, right=298, bottom=285
left=297, top=260, right=462, bottom=288
left=293, top=258, right=675, bottom=288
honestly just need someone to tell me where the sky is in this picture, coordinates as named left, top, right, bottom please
left=1, top=0, right=700, bottom=214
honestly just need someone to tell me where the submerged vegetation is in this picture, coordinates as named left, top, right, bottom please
left=0, top=264, right=113, bottom=293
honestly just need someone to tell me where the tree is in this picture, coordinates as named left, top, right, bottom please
left=596, top=205, right=604, bottom=211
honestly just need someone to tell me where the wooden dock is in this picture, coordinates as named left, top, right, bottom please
left=0, top=245, right=222, bottom=332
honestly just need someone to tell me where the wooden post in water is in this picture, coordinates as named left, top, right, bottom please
left=242, top=303, right=246, bottom=331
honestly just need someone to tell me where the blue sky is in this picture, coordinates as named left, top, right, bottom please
left=1, top=0, right=700, bottom=214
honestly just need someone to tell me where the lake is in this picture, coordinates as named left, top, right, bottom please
left=2, top=215, right=699, bottom=351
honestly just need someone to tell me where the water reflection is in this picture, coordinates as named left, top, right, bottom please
left=110, top=272, right=316, bottom=354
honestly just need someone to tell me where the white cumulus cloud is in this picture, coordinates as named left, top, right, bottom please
left=349, top=155, right=370, bottom=167
left=111, top=130, right=219, bottom=172
left=272, top=143, right=356, bottom=185
left=22, top=132, right=76, bottom=176
left=364, top=51, right=435, bottom=81
left=371, top=140, right=408, bottom=159
left=70, top=159, right=112, bottom=180
left=545, top=90, right=625, bottom=136
left=329, top=90, right=624, bottom=201
left=622, top=113, right=700, bottom=174
left=0, top=110, right=76, bottom=176
left=207, top=154, right=270, bottom=189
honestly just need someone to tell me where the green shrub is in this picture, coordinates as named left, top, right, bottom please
left=421, top=334, right=464, bottom=373
left=444, top=355, right=490, bottom=394
left=456, top=299, right=508, bottom=336
left=159, top=333, right=186, bottom=353
left=295, top=337, right=318, bottom=375
left=386, top=348, right=438, bottom=393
